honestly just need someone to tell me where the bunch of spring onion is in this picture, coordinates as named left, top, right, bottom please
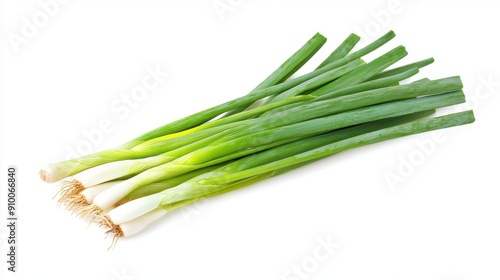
left=39, top=30, right=475, bottom=245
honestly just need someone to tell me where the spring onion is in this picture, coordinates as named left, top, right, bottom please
left=105, top=110, right=475, bottom=228
left=38, top=30, right=475, bottom=246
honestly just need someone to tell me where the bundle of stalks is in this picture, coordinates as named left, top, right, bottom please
left=40, top=30, right=474, bottom=247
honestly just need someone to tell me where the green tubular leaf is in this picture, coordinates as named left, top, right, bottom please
left=153, top=110, right=474, bottom=205
left=132, top=60, right=382, bottom=153
left=42, top=76, right=460, bottom=183
left=265, top=59, right=366, bottom=103
left=131, top=95, right=315, bottom=154
left=127, top=49, right=363, bottom=149
left=38, top=34, right=330, bottom=183
left=42, top=34, right=378, bottom=183
left=219, top=110, right=436, bottom=174
left=182, top=91, right=465, bottom=166
left=370, top=57, right=435, bottom=80
left=339, top=30, right=396, bottom=64
left=130, top=121, right=243, bottom=153
left=136, top=109, right=473, bottom=211
left=261, top=67, right=420, bottom=116
left=265, top=31, right=397, bottom=105
left=256, top=33, right=327, bottom=88
left=40, top=32, right=398, bottom=183
left=212, top=76, right=462, bottom=151
left=152, top=110, right=436, bottom=209
left=316, top=33, right=361, bottom=69
left=314, top=67, right=418, bottom=101
left=225, top=33, right=326, bottom=116
left=310, top=45, right=408, bottom=97
left=104, top=90, right=464, bottom=204
left=193, top=95, right=314, bottom=130
left=309, top=30, right=396, bottom=76
left=133, top=33, right=327, bottom=141
left=198, top=110, right=475, bottom=187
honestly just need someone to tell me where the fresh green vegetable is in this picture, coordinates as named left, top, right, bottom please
left=39, top=30, right=475, bottom=244
left=106, top=110, right=474, bottom=226
left=92, top=86, right=465, bottom=210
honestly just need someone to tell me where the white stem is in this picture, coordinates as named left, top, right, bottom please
left=119, top=208, right=168, bottom=237
left=93, top=180, right=138, bottom=209
left=73, top=160, right=138, bottom=187
left=107, top=194, right=164, bottom=224
left=39, top=165, right=56, bottom=183
left=39, top=160, right=83, bottom=183
left=81, top=181, right=122, bottom=203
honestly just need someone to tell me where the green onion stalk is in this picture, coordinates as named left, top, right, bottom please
left=41, top=31, right=402, bottom=184
left=104, top=110, right=474, bottom=239
left=102, top=110, right=440, bottom=239
left=90, top=81, right=464, bottom=211
left=37, top=30, right=476, bottom=246
left=54, top=32, right=406, bottom=209
left=55, top=58, right=367, bottom=207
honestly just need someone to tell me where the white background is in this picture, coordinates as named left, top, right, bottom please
left=1, top=0, right=499, bottom=279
